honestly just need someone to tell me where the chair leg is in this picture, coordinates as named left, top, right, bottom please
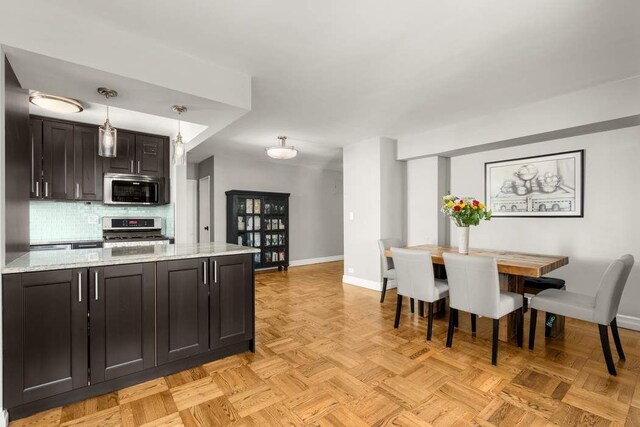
left=380, top=278, right=388, bottom=303
left=453, top=308, right=459, bottom=328
left=446, top=308, right=456, bottom=348
left=492, top=319, right=499, bottom=366
left=426, top=302, right=434, bottom=341
left=529, top=308, right=538, bottom=351
left=471, top=314, right=477, bottom=335
left=610, top=318, right=626, bottom=361
left=598, top=324, right=617, bottom=376
left=410, top=298, right=415, bottom=314
left=517, top=307, right=524, bottom=348
left=418, top=301, right=424, bottom=317
left=394, top=295, right=403, bottom=328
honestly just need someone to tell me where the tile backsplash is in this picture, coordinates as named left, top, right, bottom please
left=30, top=201, right=174, bottom=243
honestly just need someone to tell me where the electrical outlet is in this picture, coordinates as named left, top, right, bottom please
left=348, top=267, right=354, bottom=274
left=88, top=215, right=99, bottom=225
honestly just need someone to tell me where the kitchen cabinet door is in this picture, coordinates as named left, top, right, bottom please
left=29, top=118, right=43, bottom=199
left=135, top=134, right=164, bottom=177
left=103, top=131, right=136, bottom=175
left=3, top=269, right=88, bottom=408
left=73, top=125, right=103, bottom=201
left=90, top=263, right=155, bottom=383
left=42, top=120, right=74, bottom=199
left=210, top=254, right=254, bottom=348
left=157, top=259, right=209, bottom=364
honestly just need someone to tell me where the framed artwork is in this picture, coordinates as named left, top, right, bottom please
left=484, top=150, right=584, bottom=217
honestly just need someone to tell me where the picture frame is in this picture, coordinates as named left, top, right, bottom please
left=484, top=150, right=584, bottom=218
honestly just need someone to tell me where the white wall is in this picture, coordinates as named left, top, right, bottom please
left=343, top=138, right=382, bottom=285
left=449, top=126, right=640, bottom=327
left=213, top=154, right=343, bottom=263
left=343, top=137, right=405, bottom=289
left=406, top=157, right=439, bottom=246
left=380, top=138, right=406, bottom=244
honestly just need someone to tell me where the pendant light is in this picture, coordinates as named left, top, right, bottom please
left=267, top=136, right=297, bottom=160
left=171, top=105, right=188, bottom=165
left=97, top=87, right=118, bottom=158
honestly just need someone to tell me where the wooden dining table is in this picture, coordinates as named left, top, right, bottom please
left=384, top=245, right=569, bottom=343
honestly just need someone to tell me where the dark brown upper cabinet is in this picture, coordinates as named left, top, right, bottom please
left=3, top=269, right=88, bottom=408
left=42, top=120, right=74, bottom=200
left=89, top=263, right=155, bottom=384
left=103, top=131, right=136, bottom=175
left=30, top=117, right=170, bottom=202
left=210, top=254, right=254, bottom=348
left=135, top=134, right=165, bottom=177
left=29, top=118, right=43, bottom=199
left=74, top=125, right=102, bottom=201
left=156, top=258, right=210, bottom=365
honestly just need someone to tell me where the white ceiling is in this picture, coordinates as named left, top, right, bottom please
left=7, top=1, right=640, bottom=169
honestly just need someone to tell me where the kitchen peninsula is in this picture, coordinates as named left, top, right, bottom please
left=2, top=242, right=258, bottom=420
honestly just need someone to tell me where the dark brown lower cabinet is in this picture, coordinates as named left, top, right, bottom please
left=211, top=254, right=254, bottom=347
left=156, top=258, right=209, bottom=364
left=3, top=254, right=254, bottom=421
left=3, top=269, right=88, bottom=408
left=89, top=263, right=155, bottom=383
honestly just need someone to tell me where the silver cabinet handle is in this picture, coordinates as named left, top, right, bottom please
left=78, top=272, right=82, bottom=302
left=76, top=183, right=80, bottom=198
left=45, top=181, right=49, bottom=197
left=203, top=261, right=207, bottom=285
left=31, top=134, right=35, bottom=193
left=214, top=260, right=218, bottom=283
left=35, top=181, right=39, bottom=197
left=130, top=159, right=134, bottom=173
left=94, top=271, right=99, bottom=300
left=137, top=161, right=141, bottom=174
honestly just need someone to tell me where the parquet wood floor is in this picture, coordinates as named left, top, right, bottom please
left=11, top=261, right=640, bottom=426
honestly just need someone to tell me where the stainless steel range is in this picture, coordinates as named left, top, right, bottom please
left=102, top=217, right=171, bottom=248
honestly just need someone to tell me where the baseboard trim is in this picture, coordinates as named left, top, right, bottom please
left=289, top=255, right=344, bottom=267
left=1, top=409, right=8, bottom=427
left=341, top=275, right=398, bottom=292
left=617, top=314, right=640, bottom=331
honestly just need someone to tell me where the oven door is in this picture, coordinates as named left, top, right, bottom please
left=104, top=174, right=163, bottom=205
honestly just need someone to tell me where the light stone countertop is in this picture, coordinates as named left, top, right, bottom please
left=3, top=242, right=259, bottom=274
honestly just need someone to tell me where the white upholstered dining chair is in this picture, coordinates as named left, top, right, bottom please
left=377, top=238, right=403, bottom=304
left=391, top=248, right=449, bottom=341
left=443, top=252, right=524, bottom=365
left=529, top=254, right=634, bottom=376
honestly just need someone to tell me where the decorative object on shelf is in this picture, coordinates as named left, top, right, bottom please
left=171, top=105, right=188, bottom=165
left=267, top=136, right=298, bottom=160
left=97, top=87, right=118, bottom=158
left=441, top=194, right=492, bottom=254
left=29, top=92, right=83, bottom=113
left=485, top=150, right=584, bottom=217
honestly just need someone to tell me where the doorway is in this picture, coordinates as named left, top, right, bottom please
left=199, top=176, right=211, bottom=243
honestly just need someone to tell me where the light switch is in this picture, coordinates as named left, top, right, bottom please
left=349, top=212, right=354, bottom=220
left=88, top=215, right=99, bottom=224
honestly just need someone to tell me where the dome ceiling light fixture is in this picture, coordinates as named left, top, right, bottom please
left=171, top=105, right=188, bottom=165
left=97, top=87, right=118, bottom=158
left=267, top=136, right=297, bottom=160
left=29, top=92, right=84, bottom=114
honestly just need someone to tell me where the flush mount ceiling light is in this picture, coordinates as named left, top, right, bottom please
left=97, top=87, right=118, bottom=158
left=171, top=105, right=188, bottom=165
left=29, top=92, right=84, bottom=114
left=267, top=136, right=297, bottom=160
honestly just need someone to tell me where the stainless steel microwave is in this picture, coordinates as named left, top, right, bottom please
left=103, top=173, right=164, bottom=205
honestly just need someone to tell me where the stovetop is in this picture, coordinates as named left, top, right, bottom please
left=103, top=230, right=168, bottom=242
